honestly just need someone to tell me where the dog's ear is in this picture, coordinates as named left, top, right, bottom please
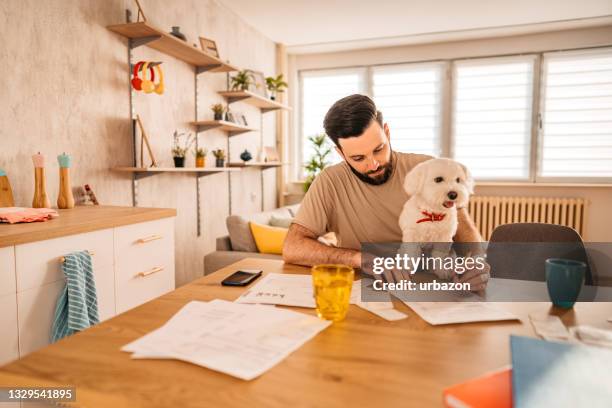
left=458, top=162, right=475, bottom=194
left=404, top=161, right=428, bottom=196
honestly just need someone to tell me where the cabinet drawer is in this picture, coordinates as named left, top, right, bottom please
left=114, top=218, right=175, bottom=313
left=0, top=292, right=19, bottom=365
left=15, top=229, right=114, bottom=292
left=0, top=246, right=16, bottom=296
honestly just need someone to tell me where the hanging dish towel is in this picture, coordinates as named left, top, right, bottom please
left=51, top=250, right=99, bottom=342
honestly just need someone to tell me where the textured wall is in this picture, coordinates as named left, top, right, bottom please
left=0, top=0, right=279, bottom=285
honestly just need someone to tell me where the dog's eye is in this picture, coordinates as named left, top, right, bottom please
left=456, top=177, right=461, bottom=183
left=434, top=177, right=444, bottom=183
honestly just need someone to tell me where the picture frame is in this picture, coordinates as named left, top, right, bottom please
left=246, top=70, right=268, bottom=98
left=225, top=111, right=235, bottom=123
left=199, top=37, right=219, bottom=58
left=263, top=146, right=279, bottom=162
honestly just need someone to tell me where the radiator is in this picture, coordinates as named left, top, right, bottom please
left=467, top=196, right=588, bottom=240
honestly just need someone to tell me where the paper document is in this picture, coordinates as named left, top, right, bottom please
left=351, top=280, right=408, bottom=321
left=235, top=273, right=315, bottom=308
left=529, top=313, right=569, bottom=341
left=122, top=299, right=330, bottom=380
left=404, top=302, right=518, bottom=325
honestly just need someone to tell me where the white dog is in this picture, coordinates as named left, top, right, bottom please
left=398, top=158, right=474, bottom=278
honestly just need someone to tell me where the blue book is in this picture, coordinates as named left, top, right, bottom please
left=510, top=335, right=612, bottom=408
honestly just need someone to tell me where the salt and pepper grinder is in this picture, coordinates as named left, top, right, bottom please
left=57, top=153, right=75, bottom=209
left=0, top=168, right=15, bottom=207
left=32, top=152, right=51, bottom=208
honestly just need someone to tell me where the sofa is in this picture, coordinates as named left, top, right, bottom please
left=204, top=204, right=300, bottom=275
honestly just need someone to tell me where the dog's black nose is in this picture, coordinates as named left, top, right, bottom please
left=447, top=191, right=458, bottom=200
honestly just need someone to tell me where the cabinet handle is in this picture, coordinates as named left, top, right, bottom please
left=136, top=234, right=163, bottom=244
left=60, top=250, right=94, bottom=263
left=135, top=266, right=164, bottom=278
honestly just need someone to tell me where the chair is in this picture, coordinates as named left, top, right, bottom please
left=487, top=223, right=592, bottom=285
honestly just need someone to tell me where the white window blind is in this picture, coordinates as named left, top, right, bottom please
left=539, top=48, right=612, bottom=179
left=453, top=56, right=536, bottom=180
left=300, top=69, right=366, bottom=169
left=372, top=63, right=444, bottom=156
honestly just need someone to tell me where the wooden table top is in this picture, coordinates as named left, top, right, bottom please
left=0, top=205, right=176, bottom=247
left=0, top=258, right=610, bottom=408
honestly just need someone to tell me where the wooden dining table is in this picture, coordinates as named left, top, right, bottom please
left=1, top=258, right=610, bottom=408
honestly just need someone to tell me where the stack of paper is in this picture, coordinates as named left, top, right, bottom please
left=404, top=302, right=518, bottom=325
left=122, top=299, right=330, bottom=380
left=235, top=273, right=408, bottom=321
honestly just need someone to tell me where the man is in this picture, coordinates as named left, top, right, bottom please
left=283, top=94, right=489, bottom=291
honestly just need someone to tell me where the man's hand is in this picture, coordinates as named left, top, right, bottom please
left=453, top=261, right=490, bottom=293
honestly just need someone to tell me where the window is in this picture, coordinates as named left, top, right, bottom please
left=452, top=56, right=536, bottom=180
left=539, top=48, right=612, bottom=179
left=300, top=68, right=366, bottom=171
left=372, top=63, right=444, bottom=156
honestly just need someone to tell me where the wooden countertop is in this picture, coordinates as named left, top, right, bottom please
left=0, top=258, right=610, bottom=408
left=0, top=206, right=176, bottom=247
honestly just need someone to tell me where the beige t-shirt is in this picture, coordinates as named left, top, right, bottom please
left=294, top=151, right=433, bottom=250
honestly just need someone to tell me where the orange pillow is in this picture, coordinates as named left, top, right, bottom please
left=249, top=222, right=288, bottom=255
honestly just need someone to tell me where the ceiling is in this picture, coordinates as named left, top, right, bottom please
left=217, top=0, right=612, bottom=54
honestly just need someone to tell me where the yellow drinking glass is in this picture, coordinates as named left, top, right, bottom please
left=312, top=264, right=354, bottom=322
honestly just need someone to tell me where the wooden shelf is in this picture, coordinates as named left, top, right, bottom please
left=218, top=90, right=291, bottom=112
left=190, top=120, right=256, bottom=135
left=107, top=22, right=238, bottom=73
left=228, top=162, right=287, bottom=169
left=113, top=166, right=240, bottom=179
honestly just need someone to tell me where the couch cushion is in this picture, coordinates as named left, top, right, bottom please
left=226, top=215, right=258, bottom=252
left=249, top=222, right=288, bottom=255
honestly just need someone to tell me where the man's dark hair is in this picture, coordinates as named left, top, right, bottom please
left=323, top=94, right=383, bottom=147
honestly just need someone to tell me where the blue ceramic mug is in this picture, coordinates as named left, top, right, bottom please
left=545, top=258, right=586, bottom=309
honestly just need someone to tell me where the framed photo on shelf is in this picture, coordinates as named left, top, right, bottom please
left=199, top=37, right=219, bottom=58
left=263, top=146, right=280, bottom=162
left=246, top=70, right=268, bottom=98
left=225, top=112, right=235, bottom=123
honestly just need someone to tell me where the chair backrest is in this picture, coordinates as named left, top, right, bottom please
left=487, top=223, right=592, bottom=284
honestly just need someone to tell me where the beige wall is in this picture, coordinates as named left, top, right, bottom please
left=287, top=25, right=612, bottom=241
left=0, top=0, right=279, bottom=285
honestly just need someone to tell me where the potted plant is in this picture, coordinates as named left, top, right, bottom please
left=265, top=74, right=288, bottom=100
left=230, top=70, right=254, bottom=91
left=304, top=133, right=331, bottom=192
left=211, top=103, right=225, bottom=121
left=194, top=147, right=208, bottom=168
left=212, top=149, right=226, bottom=167
left=171, top=131, right=195, bottom=168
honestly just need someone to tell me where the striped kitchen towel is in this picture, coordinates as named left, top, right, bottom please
left=51, top=250, right=99, bottom=342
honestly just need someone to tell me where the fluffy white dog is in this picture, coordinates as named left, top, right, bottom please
left=399, top=158, right=474, bottom=278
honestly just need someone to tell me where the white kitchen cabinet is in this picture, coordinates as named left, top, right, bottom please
left=1, top=211, right=175, bottom=360
left=0, top=292, right=19, bottom=366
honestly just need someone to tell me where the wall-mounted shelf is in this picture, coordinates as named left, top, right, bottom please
left=190, top=120, right=256, bottom=135
left=113, top=166, right=240, bottom=179
left=218, top=90, right=291, bottom=112
left=228, top=162, right=287, bottom=169
left=107, top=22, right=238, bottom=73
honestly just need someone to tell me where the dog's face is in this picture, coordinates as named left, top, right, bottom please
left=403, top=158, right=474, bottom=212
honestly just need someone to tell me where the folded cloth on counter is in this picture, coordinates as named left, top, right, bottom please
left=51, top=250, right=99, bottom=342
left=0, top=207, right=58, bottom=223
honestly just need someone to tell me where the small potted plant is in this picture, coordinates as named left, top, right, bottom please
left=212, top=149, right=226, bottom=167
left=211, top=103, right=225, bottom=121
left=265, top=74, right=288, bottom=100
left=230, top=70, right=254, bottom=91
left=194, top=147, right=208, bottom=168
left=171, top=131, right=195, bottom=168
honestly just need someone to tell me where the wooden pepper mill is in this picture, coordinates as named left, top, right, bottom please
left=0, top=168, right=15, bottom=207
left=32, top=152, right=51, bottom=208
left=57, top=153, right=75, bottom=209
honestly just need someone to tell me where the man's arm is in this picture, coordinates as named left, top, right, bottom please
left=283, top=223, right=360, bottom=268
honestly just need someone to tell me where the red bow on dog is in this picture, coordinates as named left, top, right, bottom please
left=416, top=210, right=446, bottom=224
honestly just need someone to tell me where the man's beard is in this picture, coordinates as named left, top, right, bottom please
left=347, top=153, right=394, bottom=186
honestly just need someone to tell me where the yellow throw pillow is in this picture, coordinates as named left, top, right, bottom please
left=249, top=222, right=288, bottom=255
